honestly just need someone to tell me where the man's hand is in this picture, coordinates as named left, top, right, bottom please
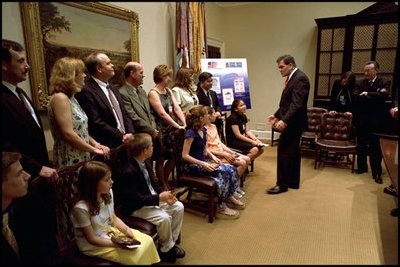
left=160, top=191, right=177, bottom=205
left=39, top=166, right=59, bottom=183
left=267, top=115, right=277, bottom=125
left=274, top=120, right=287, bottom=132
left=151, top=129, right=159, bottom=139
left=122, top=133, right=134, bottom=144
left=360, top=91, right=368, bottom=96
left=390, top=107, right=398, bottom=120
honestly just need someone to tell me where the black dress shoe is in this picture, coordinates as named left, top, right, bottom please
left=390, top=208, right=398, bottom=217
left=383, top=185, right=397, bottom=197
left=374, top=175, right=383, bottom=184
left=173, top=245, right=186, bottom=258
left=266, top=185, right=288, bottom=194
left=158, top=248, right=177, bottom=263
left=355, top=168, right=368, bottom=174
left=288, top=184, right=299, bottom=189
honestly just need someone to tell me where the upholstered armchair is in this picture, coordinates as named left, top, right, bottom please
left=314, top=112, right=357, bottom=172
left=300, top=107, right=328, bottom=153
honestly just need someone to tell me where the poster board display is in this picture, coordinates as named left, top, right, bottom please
left=200, top=58, right=251, bottom=111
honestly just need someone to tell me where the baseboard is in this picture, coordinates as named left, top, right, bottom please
left=250, top=130, right=280, bottom=142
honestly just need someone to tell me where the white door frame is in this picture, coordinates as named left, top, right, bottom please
left=207, top=36, right=225, bottom=58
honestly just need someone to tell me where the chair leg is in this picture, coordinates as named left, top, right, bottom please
left=208, top=192, right=215, bottom=223
left=351, top=153, right=356, bottom=173
left=186, top=188, right=193, bottom=202
left=271, top=128, right=274, bottom=147
left=314, top=148, right=318, bottom=169
left=176, top=232, right=181, bottom=244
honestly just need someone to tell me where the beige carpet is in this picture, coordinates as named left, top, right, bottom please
left=173, top=146, right=398, bottom=265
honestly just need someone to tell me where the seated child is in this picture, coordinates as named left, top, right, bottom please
left=70, top=160, right=160, bottom=265
left=182, top=105, right=245, bottom=219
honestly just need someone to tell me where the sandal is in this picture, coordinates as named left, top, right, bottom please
left=233, top=192, right=243, bottom=199
left=227, top=197, right=246, bottom=210
left=236, top=188, right=246, bottom=195
left=217, top=207, right=240, bottom=219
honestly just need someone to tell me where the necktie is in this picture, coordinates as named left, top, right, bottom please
left=16, top=87, right=41, bottom=128
left=134, top=88, right=144, bottom=107
left=369, top=80, right=374, bottom=87
left=206, top=91, right=213, bottom=107
left=2, top=213, right=20, bottom=256
left=107, top=85, right=125, bottom=134
left=141, top=163, right=157, bottom=195
left=283, top=78, right=289, bottom=90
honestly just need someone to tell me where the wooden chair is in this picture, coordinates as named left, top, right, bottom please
left=172, top=128, right=218, bottom=223
left=300, top=107, right=328, bottom=154
left=314, top=112, right=357, bottom=172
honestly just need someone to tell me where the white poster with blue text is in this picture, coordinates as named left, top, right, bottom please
left=200, top=58, right=251, bottom=112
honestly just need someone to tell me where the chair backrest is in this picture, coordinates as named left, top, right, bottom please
left=320, top=112, right=353, bottom=141
left=306, top=107, right=328, bottom=133
left=54, top=161, right=87, bottom=252
left=172, top=128, right=187, bottom=178
left=92, top=145, right=127, bottom=206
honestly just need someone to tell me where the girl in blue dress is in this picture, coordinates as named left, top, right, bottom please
left=181, top=105, right=245, bottom=219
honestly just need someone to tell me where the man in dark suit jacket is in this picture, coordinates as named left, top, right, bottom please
left=196, top=71, right=225, bottom=142
left=1, top=39, right=58, bottom=264
left=352, top=61, right=392, bottom=183
left=76, top=52, right=134, bottom=148
left=120, top=61, right=159, bottom=139
left=112, top=133, right=185, bottom=263
left=266, top=55, right=310, bottom=194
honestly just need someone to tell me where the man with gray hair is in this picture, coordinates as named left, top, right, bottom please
left=353, top=60, right=391, bottom=184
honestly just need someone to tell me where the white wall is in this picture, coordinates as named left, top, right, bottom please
left=1, top=2, right=373, bottom=150
left=2, top=2, right=32, bottom=98
left=205, top=2, right=372, bottom=130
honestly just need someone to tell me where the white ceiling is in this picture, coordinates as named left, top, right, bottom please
left=214, top=2, right=259, bottom=7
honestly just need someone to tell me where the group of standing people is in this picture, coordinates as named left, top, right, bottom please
left=327, top=61, right=396, bottom=185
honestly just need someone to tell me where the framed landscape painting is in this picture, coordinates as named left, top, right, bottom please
left=20, top=2, right=139, bottom=110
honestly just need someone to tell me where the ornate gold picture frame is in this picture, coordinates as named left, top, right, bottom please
left=20, top=2, right=139, bottom=111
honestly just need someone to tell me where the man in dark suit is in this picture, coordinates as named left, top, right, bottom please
left=112, top=133, right=185, bottom=263
left=266, top=55, right=310, bottom=194
left=120, top=61, right=159, bottom=139
left=196, top=71, right=225, bottom=142
left=76, top=52, right=135, bottom=148
left=352, top=61, right=391, bottom=183
left=2, top=152, right=31, bottom=265
left=1, top=39, right=58, bottom=264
